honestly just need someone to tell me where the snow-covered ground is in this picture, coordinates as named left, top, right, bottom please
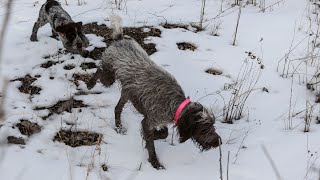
left=0, top=0, right=320, bottom=179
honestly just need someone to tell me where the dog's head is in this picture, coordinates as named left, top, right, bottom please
left=176, top=102, right=221, bottom=151
left=55, top=22, right=89, bottom=56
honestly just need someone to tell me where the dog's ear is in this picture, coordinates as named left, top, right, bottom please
left=55, top=25, right=67, bottom=33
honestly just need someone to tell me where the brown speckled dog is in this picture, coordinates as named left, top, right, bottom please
left=88, top=16, right=221, bottom=169
left=30, top=0, right=89, bottom=57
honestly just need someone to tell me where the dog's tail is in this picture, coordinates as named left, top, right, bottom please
left=111, top=15, right=123, bottom=40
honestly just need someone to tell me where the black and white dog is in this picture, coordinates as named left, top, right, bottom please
left=87, top=16, right=222, bottom=169
left=30, top=0, right=89, bottom=57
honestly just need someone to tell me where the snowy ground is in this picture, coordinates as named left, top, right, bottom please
left=0, top=0, right=320, bottom=179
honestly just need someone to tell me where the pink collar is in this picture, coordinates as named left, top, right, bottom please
left=174, top=98, right=191, bottom=124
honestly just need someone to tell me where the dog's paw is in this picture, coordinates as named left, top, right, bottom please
left=115, top=126, right=127, bottom=135
left=30, top=35, right=38, bottom=42
left=149, top=159, right=165, bottom=170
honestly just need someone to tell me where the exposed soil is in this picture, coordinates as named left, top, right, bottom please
left=82, top=23, right=161, bottom=59
left=43, top=49, right=64, bottom=59
left=205, top=68, right=223, bottom=75
left=53, top=129, right=102, bottom=147
left=177, top=42, right=197, bottom=51
left=75, top=91, right=102, bottom=96
left=35, top=97, right=87, bottom=115
left=72, top=73, right=93, bottom=87
left=162, top=22, right=203, bottom=32
left=15, top=119, right=41, bottom=136
left=7, top=136, right=25, bottom=145
left=40, top=60, right=64, bottom=68
left=80, top=62, right=97, bottom=70
left=11, top=74, right=41, bottom=96
left=63, top=64, right=76, bottom=70
left=162, top=23, right=189, bottom=30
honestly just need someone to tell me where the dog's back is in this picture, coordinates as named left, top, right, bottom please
left=42, top=0, right=72, bottom=25
left=101, top=17, right=185, bottom=124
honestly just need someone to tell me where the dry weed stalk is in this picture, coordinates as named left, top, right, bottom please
left=114, top=0, right=127, bottom=10
left=224, top=51, right=263, bottom=123
left=279, top=2, right=320, bottom=131
left=219, top=138, right=223, bottom=180
left=199, top=0, right=206, bottom=30
left=232, top=6, right=241, bottom=46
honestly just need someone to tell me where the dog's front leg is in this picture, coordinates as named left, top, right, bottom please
left=50, top=30, right=59, bottom=40
left=142, top=119, right=165, bottom=170
left=79, top=32, right=90, bottom=47
left=30, top=17, right=48, bottom=42
left=114, top=92, right=128, bottom=134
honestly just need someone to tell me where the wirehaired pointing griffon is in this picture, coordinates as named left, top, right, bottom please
left=87, top=16, right=221, bottom=169
left=30, top=0, right=90, bottom=57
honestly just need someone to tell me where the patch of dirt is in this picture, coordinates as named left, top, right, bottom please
left=15, top=119, right=41, bottom=136
left=80, top=62, right=97, bottom=70
left=43, top=49, right=64, bottom=59
left=75, top=91, right=102, bottom=96
left=35, top=97, right=87, bottom=115
left=82, top=23, right=161, bottom=58
left=72, top=73, right=93, bottom=86
left=64, top=64, right=76, bottom=70
left=205, top=68, right=223, bottom=75
left=53, top=129, right=102, bottom=147
left=162, top=23, right=189, bottom=30
left=41, top=60, right=64, bottom=68
left=162, top=23, right=203, bottom=32
left=11, top=74, right=41, bottom=96
left=7, top=136, right=25, bottom=145
left=177, top=42, right=197, bottom=51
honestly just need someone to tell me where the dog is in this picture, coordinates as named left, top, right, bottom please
left=30, top=0, right=90, bottom=57
left=87, top=16, right=221, bottom=169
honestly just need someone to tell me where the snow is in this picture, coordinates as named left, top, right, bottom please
left=0, top=0, right=320, bottom=179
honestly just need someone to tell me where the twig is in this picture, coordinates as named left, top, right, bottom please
left=227, top=151, right=230, bottom=180
left=233, top=130, right=249, bottom=164
left=219, top=138, right=223, bottom=180
left=232, top=7, right=241, bottom=46
left=258, top=0, right=284, bottom=13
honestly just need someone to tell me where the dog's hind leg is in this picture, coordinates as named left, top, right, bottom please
left=30, top=13, right=49, bottom=41
left=142, top=119, right=165, bottom=170
left=114, top=92, right=128, bottom=134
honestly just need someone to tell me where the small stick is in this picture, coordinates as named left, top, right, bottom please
left=232, top=6, right=241, bottom=46
left=227, top=151, right=230, bottom=180
left=219, top=139, right=223, bottom=180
